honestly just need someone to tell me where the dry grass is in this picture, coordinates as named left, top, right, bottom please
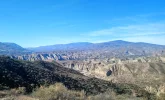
left=157, top=93, right=165, bottom=100
left=0, top=95, right=38, bottom=100
left=0, top=87, right=38, bottom=100
left=0, top=82, right=160, bottom=100
left=16, top=95, right=39, bottom=100
left=9, top=87, right=26, bottom=95
left=88, top=90, right=117, bottom=100
left=88, top=90, right=145, bottom=100
left=32, top=83, right=86, bottom=100
left=32, top=83, right=147, bottom=100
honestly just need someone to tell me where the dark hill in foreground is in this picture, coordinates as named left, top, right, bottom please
left=0, top=56, right=155, bottom=99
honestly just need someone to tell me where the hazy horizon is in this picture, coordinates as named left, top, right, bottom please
left=2, top=39, right=165, bottom=48
left=0, top=0, right=165, bottom=47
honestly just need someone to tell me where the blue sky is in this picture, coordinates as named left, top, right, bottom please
left=0, top=0, right=165, bottom=47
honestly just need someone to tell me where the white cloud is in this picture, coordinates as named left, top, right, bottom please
left=87, top=23, right=165, bottom=37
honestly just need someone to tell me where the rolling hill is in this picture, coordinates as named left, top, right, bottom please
left=0, top=42, right=30, bottom=55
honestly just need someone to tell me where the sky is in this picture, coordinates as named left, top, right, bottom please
left=0, top=0, right=165, bottom=47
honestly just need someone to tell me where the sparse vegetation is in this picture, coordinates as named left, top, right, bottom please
left=32, top=83, right=86, bottom=100
left=1, top=83, right=153, bottom=100
left=32, top=83, right=146, bottom=100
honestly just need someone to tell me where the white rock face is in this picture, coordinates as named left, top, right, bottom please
left=57, top=56, right=165, bottom=81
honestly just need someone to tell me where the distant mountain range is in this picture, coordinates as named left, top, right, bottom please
left=1, top=40, right=165, bottom=57
left=28, top=40, right=165, bottom=52
left=0, top=42, right=30, bottom=55
left=27, top=42, right=94, bottom=52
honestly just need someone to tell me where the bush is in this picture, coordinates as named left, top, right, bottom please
left=32, top=83, right=147, bottom=100
left=32, top=83, right=86, bottom=100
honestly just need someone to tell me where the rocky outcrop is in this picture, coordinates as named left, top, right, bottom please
left=57, top=56, right=165, bottom=82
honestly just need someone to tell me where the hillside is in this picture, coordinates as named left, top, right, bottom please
left=0, top=42, right=30, bottom=55
left=0, top=56, right=155, bottom=99
left=60, top=56, right=165, bottom=83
